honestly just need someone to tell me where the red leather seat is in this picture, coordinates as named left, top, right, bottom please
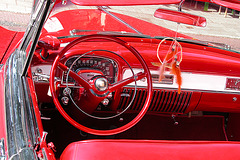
left=60, top=140, right=240, bottom=160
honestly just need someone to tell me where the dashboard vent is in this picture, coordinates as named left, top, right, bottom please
left=118, top=88, right=192, bottom=113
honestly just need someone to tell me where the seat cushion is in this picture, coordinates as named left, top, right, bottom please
left=60, top=140, right=240, bottom=160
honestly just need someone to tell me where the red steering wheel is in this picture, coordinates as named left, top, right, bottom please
left=50, top=34, right=152, bottom=135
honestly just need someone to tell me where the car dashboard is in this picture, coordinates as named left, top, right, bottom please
left=31, top=47, right=240, bottom=115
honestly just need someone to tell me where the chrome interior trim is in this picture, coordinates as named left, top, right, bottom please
left=151, top=74, right=174, bottom=84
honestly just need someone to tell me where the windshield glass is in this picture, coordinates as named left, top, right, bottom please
left=0, top=8, right=32, bottom=31
left=43, top=1, right=240, bottom=52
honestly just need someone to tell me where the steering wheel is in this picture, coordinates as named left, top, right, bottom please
left=50, top=34, right=152, bottom=135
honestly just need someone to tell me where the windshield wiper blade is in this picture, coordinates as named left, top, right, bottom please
left=177, top=38, right=231, bottom=49
left=70, top=29, right=100, bottom=35
left=203, top=41, right=231, bottom=50
left=61, top=30, right=151, bottom=39
left=154, top=36, right=209, bottom=46
left=97, top=31, right=151, bottom=38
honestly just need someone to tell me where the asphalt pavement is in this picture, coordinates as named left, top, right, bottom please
left=0, top=1, right=239, bottom=51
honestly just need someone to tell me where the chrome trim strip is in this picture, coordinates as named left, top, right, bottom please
left=5, top=50, right=38, bottom=159
left=4, top=50, right=37, bottom=160
left=0, top=138, right=5, bottom=160
left=124, top=69, right=240, bottom=94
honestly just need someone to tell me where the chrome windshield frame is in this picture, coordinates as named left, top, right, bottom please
left=21, top=0, right=55, bottom=76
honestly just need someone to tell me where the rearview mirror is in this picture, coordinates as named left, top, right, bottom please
left=154, top=8, right=207, bottom=27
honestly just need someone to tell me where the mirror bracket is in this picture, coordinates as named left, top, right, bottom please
left=178, top=0, right=184, bottom=11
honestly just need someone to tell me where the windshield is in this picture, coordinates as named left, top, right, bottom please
left=0, top=0, right=239, bottom=52
left=41, top=0, right=240, bottom=52
left=0, top=9, right=32, bottom=32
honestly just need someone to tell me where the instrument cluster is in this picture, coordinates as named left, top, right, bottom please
left=62, top=56, right=118, bottom=84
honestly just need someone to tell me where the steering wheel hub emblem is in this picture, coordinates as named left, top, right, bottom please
left=95, top=77, right=108, bottom=91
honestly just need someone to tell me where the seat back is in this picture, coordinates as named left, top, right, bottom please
left=60, top=140, right=240, bottom=160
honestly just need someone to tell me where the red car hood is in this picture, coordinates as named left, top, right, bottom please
left=0, top=27, right=17, bottom=61
left=0, top=27, right=24, bottom=63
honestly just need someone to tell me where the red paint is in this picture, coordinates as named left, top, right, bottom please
left=212, top=0, right=240, bottom=11
left=196, top=92, right=240, bottom=112
left=1, top=32, right=24, bottom=64
left=71, top=0, right=181, bottom=6
left=0, top=27, right=17, bottom=62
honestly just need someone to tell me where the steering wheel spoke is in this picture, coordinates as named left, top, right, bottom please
left=109, top=72, right=146, bottom=92
left=58, top=62, right=92, bottom=89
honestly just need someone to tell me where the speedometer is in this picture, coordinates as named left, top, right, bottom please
left=62, top=56, right=118, bottom=84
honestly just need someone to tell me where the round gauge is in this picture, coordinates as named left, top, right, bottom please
left=62, top=56, right=118, bottom=84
